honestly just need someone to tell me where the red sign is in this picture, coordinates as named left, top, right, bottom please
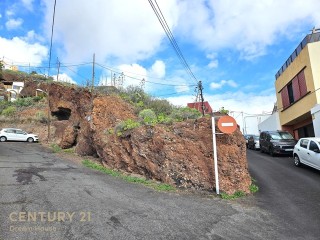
left=217, top=116, right=237, bottom=134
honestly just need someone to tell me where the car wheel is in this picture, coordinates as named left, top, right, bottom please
left=269, top=147, right=275, bottom=157
left=0, top=136, right=7, bottom=142
left=294, top=155, right=301, bottom=167
left=27, top=137, right=34, bottom=143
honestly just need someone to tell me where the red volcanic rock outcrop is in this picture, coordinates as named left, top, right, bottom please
left=21, top=81, right=252, bottom=194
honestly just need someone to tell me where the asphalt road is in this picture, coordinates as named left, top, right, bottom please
left=246, top=149, right=320, bottom=239
left=0, top=142, right=319, bottom=240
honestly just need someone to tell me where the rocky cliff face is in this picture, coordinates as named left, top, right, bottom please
left=20, top=81, right=251, bottom=194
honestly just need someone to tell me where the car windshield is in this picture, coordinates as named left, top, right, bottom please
left=270, top=132, right=294, bottom=140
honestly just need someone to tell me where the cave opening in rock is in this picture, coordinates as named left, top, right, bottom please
left=52, top=107, right=71, bottom=120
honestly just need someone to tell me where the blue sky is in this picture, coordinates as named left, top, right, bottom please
left=1, top=0, right=320, bottom=133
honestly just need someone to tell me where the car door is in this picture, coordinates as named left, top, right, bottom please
left=14, top=130, right=27, bottom=141
left=307, top=140, right=320, bottom=170
left=297, top=139, right=309, bottom=163
left=4, top=129, right=15, bottom=141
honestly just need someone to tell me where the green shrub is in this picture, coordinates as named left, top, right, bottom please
left=115, top=119, right=140, bottom=136
left=170, top=107, right=201, bottom=121
left=0, top=100, right=11, bottom=113
left=157, top=113, right=173, bottom=124
left=2, top=106, right=16, bottom=117
left=33, top=96, right=44, bottom=102
left=35, top=111, right=48, bottom=123
left=13, top=97, right=34, bottom=107
left=147, top=99, right=173, bottom=116
left=139, top=109, right=158, bottom=125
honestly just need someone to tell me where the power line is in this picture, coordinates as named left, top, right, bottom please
left=155, top=90, right=190, bottom=97
left=48, top=0, right=57, bottom=77
left=95, top=62, right=195, bottom=87
left=148, top=0, right=198, bottom=84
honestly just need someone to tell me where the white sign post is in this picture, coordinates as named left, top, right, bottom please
left=212, top=115, right=237, bottom=195
left=211, top=117, right=220, bottom=195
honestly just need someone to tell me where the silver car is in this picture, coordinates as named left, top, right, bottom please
left=0, top=128, right=39, bottom=143
left=293, top=137, right=320, bottom=171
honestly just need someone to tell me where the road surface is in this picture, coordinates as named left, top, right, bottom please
left=0, top=142, right=319, bottom=239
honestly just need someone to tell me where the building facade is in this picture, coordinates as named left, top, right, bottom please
left=275, top=30, right=320, bottom=139
left=187, top=101, right=213, bottom=114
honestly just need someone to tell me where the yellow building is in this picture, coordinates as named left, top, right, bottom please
left=0, top=60, right=19, bottom=71
left=275, top=30, right=320, bottom=139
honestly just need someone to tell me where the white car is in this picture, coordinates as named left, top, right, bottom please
left=0, top=128, right=39, bottom=143
left=293, top=137, right=320, bottom=171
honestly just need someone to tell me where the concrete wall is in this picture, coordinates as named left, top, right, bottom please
left=258, top=112, right=281, bottom=133
left=308, top=42, right=320, bottom=103
left=311, top=104, right=320, bottom=137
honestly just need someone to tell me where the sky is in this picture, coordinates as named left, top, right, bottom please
left=0, top=0, right=319, bottom=134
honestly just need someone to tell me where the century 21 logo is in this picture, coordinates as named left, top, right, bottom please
left=9, top=211, right=91, bottom=222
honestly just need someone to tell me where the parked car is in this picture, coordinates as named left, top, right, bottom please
left=293, top=138, right=320, bottom=171
left=248, top=135, right=260, bottom=150
left=0, top=128, right=39, bottom=142
left=259, top=130, right=296, bottom=156
left=244, top=134, right=255, bottom=148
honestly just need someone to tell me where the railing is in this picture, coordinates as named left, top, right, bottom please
left=275, top=32, right=320, bottom=79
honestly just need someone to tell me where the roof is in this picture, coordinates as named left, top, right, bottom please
left=187, top=101, right=213, bottom=114
left=275, top=31, right=320, bottom=79
left=298, top=137, right=320, bottom=141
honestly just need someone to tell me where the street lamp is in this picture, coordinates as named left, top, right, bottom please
left=36, top=88, right=51, bottom=143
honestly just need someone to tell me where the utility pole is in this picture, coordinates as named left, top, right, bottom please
left=91, top=53, right=95, bottom=92
left=56, top=59, right=60, bottom=82
left=198, top=81, right=205, bottom=117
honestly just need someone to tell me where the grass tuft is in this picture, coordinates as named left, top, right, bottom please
left=82, top=160, right=175, bottom=191
left=220, top=191, right=246, bottom=200
left=249, top=183, right=259, bottom=193
left=50, top=144, right=62, bottom=153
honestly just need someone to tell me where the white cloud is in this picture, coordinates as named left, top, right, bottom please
left=42, top=0, right=179, bottom=63
left=6, top=10, right=14, bottom=17
left=22, top=30, right=44, bottom=42
left=98, top=63, right=147, bottom=89
left=177, top=0, right=320, bottom=59
left=21, top=0, right=34, bottom=11
left=99, top=60, right=168, bottom=88
left=5, top=18, right=23, bottom=30
left=208, top=60, right=218, bottom=69
left=210, top=80, right=238, bottom=89
left=206, top=53, right=219, bottom=69
left=53, top=73, right=77, bottom=84
left=149, top=60, right=166, bottom=78
left=0, top=36, right=48, bottom=66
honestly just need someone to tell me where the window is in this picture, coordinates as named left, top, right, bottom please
left=287, top=82, right=294, bottom=104
left=280, top=69, right=308, bottom=110
left=281, top=86, right=290, bottom=108
left=300, top=139, right=309, bottom=148
left=15, top=130, right=25, bottom=134
left=309, top=141, right=319, bottom=152
left=270, top=132, right=294, bottom=140
left=297, top=70, right=307, bottom=96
